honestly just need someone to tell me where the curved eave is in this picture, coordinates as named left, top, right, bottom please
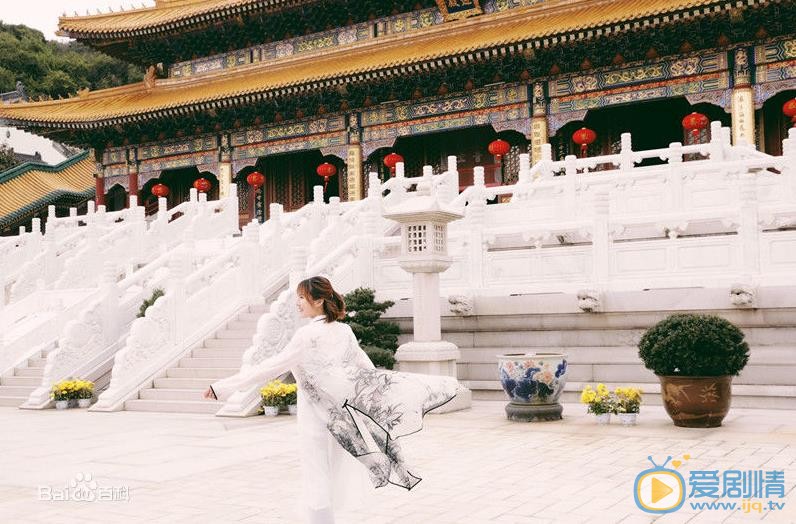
left=6, top=0, right=761, bottom=130
left=0, top=188, right=96, bottom=230
left=57, top=0, right=308, bottom=41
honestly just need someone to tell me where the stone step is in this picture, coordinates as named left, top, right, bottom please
left=459, top=362, right=656, bottom=383
left=214, top=329, right=252, bottom=340
left=225, top=320, right=258, bottom=332
left=166, top=367, right=239, bottom=379
left=0, top=376, right=42, bottom=387
left=0, top=396, right=27, bottom=407
left=0, top=385, right=36, bottom=396
left=178, top=357, right=242, bottom=369
left=460, top=361, right=796, bottom=385
left=154, top=377, right=218, bottom=389
left=203, top=338, right=250, bottom=349
left=14, top=367, right=44, bottom=378
left=191, top=348, right=248, bottom=359
left=124, top=399, right=224, bottom=414
left=139, top=388, right=207, bottom=401
left=458, top=346, right=796, bottom=365
left=441, top=327, right=796, bottom=349
left=27, top=357, right=49, bottom=368
left=468, top=381, right=796, bottom=410
left=237, top=312, right=264, bottom=322
left=248, top=304, right=269, bottom=315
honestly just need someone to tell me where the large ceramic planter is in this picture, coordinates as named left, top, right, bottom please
left=658, top=375, right=732, bottom=428
left=497, top=353, right=568, bottom=422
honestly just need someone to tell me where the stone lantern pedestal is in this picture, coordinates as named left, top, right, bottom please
left=383, top=172, right=471, bottom=412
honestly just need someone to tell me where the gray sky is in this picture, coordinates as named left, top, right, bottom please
left=1, top=0, right=155, bottom=41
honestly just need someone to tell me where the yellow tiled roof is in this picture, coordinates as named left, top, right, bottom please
left=0, top=154, right=96, bottom=218
left=58, top=0, right=268, bottom=37
left=5, top=0, right=724, bottom=127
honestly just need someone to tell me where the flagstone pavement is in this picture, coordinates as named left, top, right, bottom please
left=0, top=401, right=794, bottom=524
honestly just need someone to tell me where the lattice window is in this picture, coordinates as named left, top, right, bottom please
left=433, top=224, right=445, bottom=253
left=406, top=224, right=428, bottom=253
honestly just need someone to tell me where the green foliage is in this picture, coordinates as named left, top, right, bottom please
left=0, top=142, right=17, bottom=172
left=340, top=287, right=400, bottom=368
left=137, top=288, right=165, bottom=318
left=362, top=346, right=395, bottom=370
left=0, top=23, right=142, bottom=98
left=638, top=314, right=750, bottom=377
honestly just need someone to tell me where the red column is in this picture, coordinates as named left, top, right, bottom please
left=128, top=170, right=139, bottom=202
left=95, top=175, right=106, bottom=206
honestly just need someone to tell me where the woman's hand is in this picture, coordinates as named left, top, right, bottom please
left=203, top=387, right=217, bottom=400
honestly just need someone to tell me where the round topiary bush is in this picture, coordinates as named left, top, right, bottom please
left=638, top=314, right=750, bottom=376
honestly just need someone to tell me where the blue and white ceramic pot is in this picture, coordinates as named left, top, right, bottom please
left=497, top=353, right=569, bottom=421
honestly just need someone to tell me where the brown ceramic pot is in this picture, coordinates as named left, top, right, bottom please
left=658, top=375, right=732, bottom=428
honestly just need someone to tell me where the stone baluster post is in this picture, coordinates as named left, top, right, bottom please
left=667, top=142, right=684, bottom=212
left=591, top=191, right=611, bottom=289
left=738, top=174, right=760, bottom=278
left=619, top=133, right=634, bottom=174
left=564, top=154, right=578, bottom=218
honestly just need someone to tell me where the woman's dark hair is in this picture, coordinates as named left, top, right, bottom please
left=296, top=276, right=345, bottom=323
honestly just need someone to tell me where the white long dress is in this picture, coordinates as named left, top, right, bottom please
left=210, top=315, right=458, bottom=522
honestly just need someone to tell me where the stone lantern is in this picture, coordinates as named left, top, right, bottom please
left=383, top=169, right=471, bottom=411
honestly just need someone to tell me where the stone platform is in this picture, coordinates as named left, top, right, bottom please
left=0, top=402, right=794, bottom=523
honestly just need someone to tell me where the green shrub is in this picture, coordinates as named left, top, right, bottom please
left=363, top=346, right=395, bottom=370
left=340, top=287, right=400, bottom=369
left=137, top=288, right=164, bottom=318
left=638, top=314, right=749, bottom=376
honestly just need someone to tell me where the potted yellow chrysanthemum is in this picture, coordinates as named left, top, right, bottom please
left=50, top=379, right=77, bottom=409
left=75, top=379, right=95, bottom=408
left=613, top=386, right=642, bottom=426
left=580, top=383, right=614, bottom=424
left=260, top=380, right=298, bottom=417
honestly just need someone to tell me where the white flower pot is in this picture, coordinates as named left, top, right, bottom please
left=263, top=406, right=279, bottom=417
left=55, top=400, right=69, bottom=410
left=288, top=404, right=298, bottom=416
left=78, top=398, right=92, bottom=408
left=618, top=413, right=638, bottom=426
left=595, top=413, right=611, bottom=425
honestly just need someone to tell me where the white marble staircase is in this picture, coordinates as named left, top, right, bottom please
left=0, top=341, right=57, bottom=407
left=123, top=302, right=269, bottom=414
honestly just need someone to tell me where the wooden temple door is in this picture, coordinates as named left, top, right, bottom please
left=262, top=150, right=323, bottom=217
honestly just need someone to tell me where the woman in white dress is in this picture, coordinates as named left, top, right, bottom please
left=203, top=276, right=458, bottom=523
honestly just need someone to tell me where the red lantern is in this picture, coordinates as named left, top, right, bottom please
left=783, top=99, right=796, bottom=126
left=681, top=112, right=709, bottom=140
left=488, top=138, right=511, bottom=158
left=246, top=171, right=265, bottom=188
left=193, top=178, right=211, bottom=193
left=383, top=152, right=404, bottom=176
left=572, top=127, right=597, bottom=157
left=316, top=162, right=337, bottom=192
left=151, top=183, right=169, bottom=198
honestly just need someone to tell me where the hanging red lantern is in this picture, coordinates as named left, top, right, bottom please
left=316, top=162, right=337, bottom=192
left=193, top=177, right=211, bottom=193
left=681, top=112, right=709, bottom=139
left=487, top=138, right=511, bottom=158
left=783, top=99, right=796, bottom=126
left=151, top=183, right=169, bottom=198
left=383, top=152, right=404, bottom=176
left=572, top=127, right=597, bottom=157
left=246, top=171, right=265, bottom=188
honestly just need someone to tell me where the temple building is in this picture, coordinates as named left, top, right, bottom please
left=0, top=0, right=795, bottom=231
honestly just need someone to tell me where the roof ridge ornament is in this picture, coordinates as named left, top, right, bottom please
left=143, top=66, right=157, bottom=90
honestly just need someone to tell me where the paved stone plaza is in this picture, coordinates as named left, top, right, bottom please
left=0, top=401, right=794, bottom=524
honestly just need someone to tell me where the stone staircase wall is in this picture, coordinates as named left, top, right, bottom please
left=385, top=289, right=796, bottom=410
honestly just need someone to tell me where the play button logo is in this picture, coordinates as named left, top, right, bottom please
left=651, top=477, right=673, bottom=503
left=634, top=457, right=686, bottom=514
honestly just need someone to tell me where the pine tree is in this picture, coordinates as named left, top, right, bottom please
left=341, top=287, right=400, bottom=369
